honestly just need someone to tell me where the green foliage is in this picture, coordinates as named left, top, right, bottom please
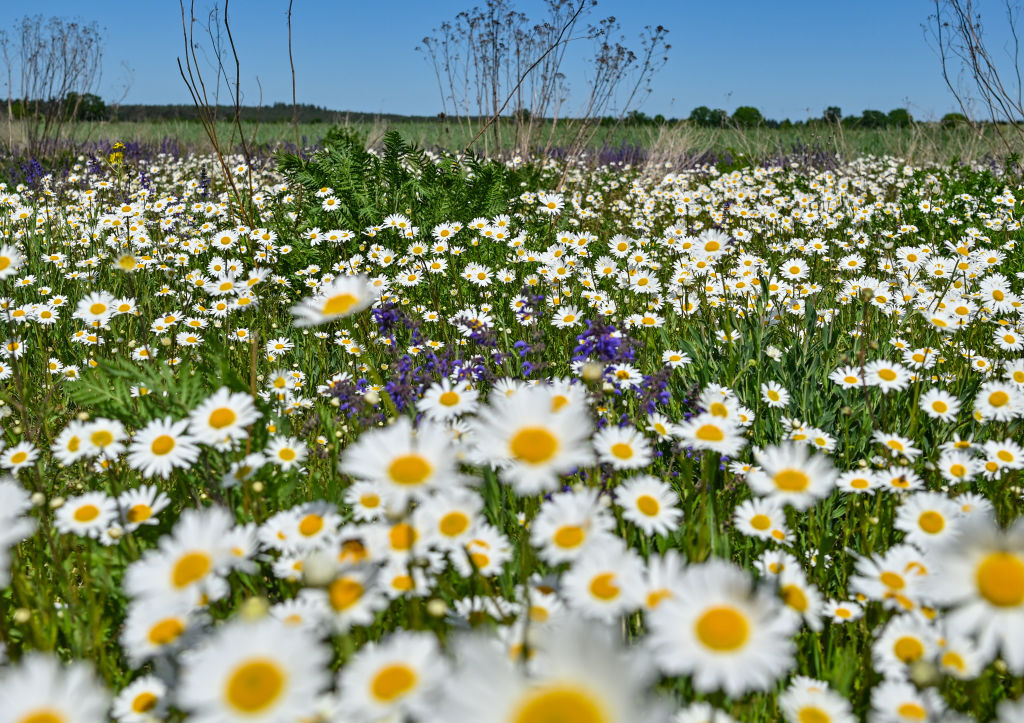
left=689, top=106, right=728, bottom=127
left=277, top=127, right=524, bottom=237
left=731, top=106, right=764, bottom=128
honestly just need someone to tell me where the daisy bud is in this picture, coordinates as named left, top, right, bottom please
left=302, top=551, right=337, bottom=587
left=601, top=382, right=614, bottom=393
left=30, top=492, right=44, bottom=506
left=426, top=599, right=448, bottom=617
left=50, top=496, right=65, bottom=509
left=581, top=361, right=603, bottom=382
left=239, top=596, right=270, bottom=620
left=363, top=390, right=380, bottom=405
left=252, top=481, right=264, bottom=493
left=909, top=660, right=939, bottom=687
left=12, top=608, right=30, bottom=623
left=330, top=397, right=340, bottom=407
left=77, top=411, right=90, bottom=421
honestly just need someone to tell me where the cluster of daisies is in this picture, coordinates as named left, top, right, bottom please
left=0, top=146, right=1023, bottom=721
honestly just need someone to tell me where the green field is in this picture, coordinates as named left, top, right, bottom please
left=4, top=116, right=1023, bottom=167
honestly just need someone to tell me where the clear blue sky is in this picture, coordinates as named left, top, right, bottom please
left=0, top=1, right=1015, bottom=121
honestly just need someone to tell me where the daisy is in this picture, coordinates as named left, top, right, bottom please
left=779, top=679, right=856, bottom=723
left=614, top=474, right=682, bottom=535
left=264, top=435, right=307, bottom=471
left=531, top=488, right=616, bottom=565
left=338, top=630, right=446, bottom=721
left=870, top=680, right=944, bottom=722
left=662, top=349, right=692, bottom=368
left=123, top=506, right=241, bottom=604
left=850, top=544, right=928, bottom=612
left=936, top=635, right=985, bottom=680
left=982, top=438, right=1024, bottom=471
left=0, top=653, right=110, bottom=723
left=864, top=360, right=912, bottom=393
left=645, top=412, right=678, bottom=440
left=0, top=441, right=38, bottom=473
left=416, top=379, right=479, bottom=421
left=82, top=417, right=128, bottom=458
left=823, top=599, right=863, bottom=623
left=111, top=675, right=167, bottom=723
left=188, top=388, right=261, bottom=449
left=936, top=449, right=981, bottom=484
left=470, top=385, right=594, bottom=495
left=593, top=425, right=653, bottom=470
left=127, top=417, right=200, bottom=479
left=895, top=492, right=963, bottom=549
left=880, top=466, right=924, bottom=493
left=455, top=525, right=513, bottom=577
left=290, top=275, right=379, bottom=327
left=761, top=381, right=790, bottom=408
left=0, top=244, right=24, bottom=279
left=312, top=568, right=389, bottom=632
left=927, top=513, right=1024, bottom=672
left=828, top=365, right=862, bottom=389
left=118, top=485, right=172, bottom=532
left=647, top=559, right=798, bottom=696
left=561, top=540, right=646, bottom=621
left=54, top=491, right=118, bottom=539
left=340, top=417, right=457, bottom=508
left=835, top=469, right=880, bottom=495
left=441, top=620, right=669, bottom=723
left=974, top=380, right=1021, bottom=422
left=733, top=498, right=789, bottom=542
left=675, top=413, right=747, bottom=456
left=178, top=617, right=331, bottom=722
left=746, top=443, right=837, bottom=510
left=872, top=431, right=921, bottom=461
left=414, top=487, right=482, bottom=551
left=778, top=567, right=824, bottom=631
left=918, top=387, right=961, bottom=421
left=674, top=702, right=736, bottom=723
left=221, top=452, right=267, bottom=488
left=872, top=613, right=939, bottom=677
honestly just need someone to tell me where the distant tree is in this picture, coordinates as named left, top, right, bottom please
left=689, top=105, right=714, bottom=125
left=887, top=108, right=913, bottom=127
left=66, top=91, right=106, bottom=121
left=859, top=109, right=888, bottom=128
left=779, top=118, right=793, bottom=129
left=731, top=105, right=764, bottom=127
left=625, top=110, right=650, bottom=125
left=823, top=106, right=842, bottom=124
left=652, top=113, right=665, bottom=124
left=941, top=112, right=969, bottom=126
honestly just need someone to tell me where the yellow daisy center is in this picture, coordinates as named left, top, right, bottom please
left=388, top=454, right=432, bottom=486
left=370, top=664, right=417, bottom=703
left=225, top=659, right=286, bottom=713
left=695, top=605, right=749, bottom=651
left=976, top=552, right=1024, bottom=607
left=512, top=685, right=608, bottom=723
left=510, top=427, right=559, bottom=464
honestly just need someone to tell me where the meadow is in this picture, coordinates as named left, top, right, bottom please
left=0, top=126, right=1022, bottom=722
left=5, top=116, right=1024, bottom=169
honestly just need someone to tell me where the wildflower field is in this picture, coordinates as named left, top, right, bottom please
left=0, top=130, right=1023, bottom=723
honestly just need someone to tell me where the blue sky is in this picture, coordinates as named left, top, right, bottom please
left=0, top=1, right=1016, bottom=121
